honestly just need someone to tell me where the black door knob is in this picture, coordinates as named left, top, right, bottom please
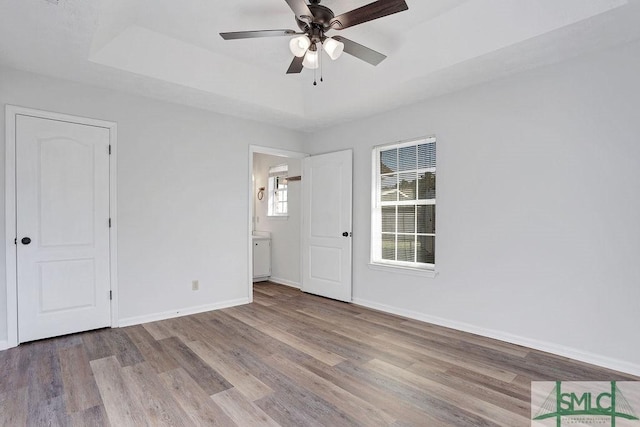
left=21, top=237, right=31, bottom=245
left=342, top=232, right=349, bottom=237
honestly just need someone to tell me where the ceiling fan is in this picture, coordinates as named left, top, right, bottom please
left=220, top=0, right=409, bottom=78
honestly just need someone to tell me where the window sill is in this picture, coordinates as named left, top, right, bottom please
left=368, top=262, right=438, bottom=278
left=267, top=215, right=289, bottom=220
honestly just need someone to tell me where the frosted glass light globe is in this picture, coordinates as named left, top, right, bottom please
left=302, top=49, right=319, bottom=69
left=289, top=36, right=311, bottom=57
left=323, top=37, right=344, bottom=60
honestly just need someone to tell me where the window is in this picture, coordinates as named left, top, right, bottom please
left=372, top=137, right=436, bottom=269
left=268, top=164, right=288, bottom=216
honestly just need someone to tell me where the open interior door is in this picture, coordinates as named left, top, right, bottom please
left=302, top=150, right=353, bottom=302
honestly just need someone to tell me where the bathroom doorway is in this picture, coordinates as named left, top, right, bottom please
left=248, top=146, right=306, bottom=301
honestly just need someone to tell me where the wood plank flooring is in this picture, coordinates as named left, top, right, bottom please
left=1, top=282, right=637, bottom=426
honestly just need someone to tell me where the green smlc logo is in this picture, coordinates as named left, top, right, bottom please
left=533, top=381, right=639, bottom=427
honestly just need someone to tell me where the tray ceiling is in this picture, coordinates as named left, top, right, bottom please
left=1, top=0, right=639, bottom=131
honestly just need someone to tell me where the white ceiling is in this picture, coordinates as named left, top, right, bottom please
left=1, top=0, right=640, bottom=131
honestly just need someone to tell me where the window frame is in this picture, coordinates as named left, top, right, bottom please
left=267, top=164, right=289, bottom=217
left=370, top=136, right=436, bottom=272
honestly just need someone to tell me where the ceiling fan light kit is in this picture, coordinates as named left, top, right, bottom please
left=220, top=0, right=408, bottom=83
left=289, top=35, right=343, bottom=65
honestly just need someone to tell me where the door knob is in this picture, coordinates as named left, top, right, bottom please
left=21, top=237, right=31, bottom=245
left=342, top=232, right=349, bottom=237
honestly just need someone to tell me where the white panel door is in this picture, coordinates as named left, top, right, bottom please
left=302, top=150, right=352, bottom=302
left=16, top=115, right=111, bottom=343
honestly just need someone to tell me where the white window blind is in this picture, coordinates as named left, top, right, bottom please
left=372, top=137, right=436, bottom=269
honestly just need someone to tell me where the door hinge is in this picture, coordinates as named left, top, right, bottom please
left=108, top=218, right=111, bottom=228
left=109, top=290, right=112, bottom=300
left=108, top=145, right=111, bottom=155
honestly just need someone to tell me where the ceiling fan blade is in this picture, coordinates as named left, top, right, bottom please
left=332, top=36, right=387, bottom=66
left=284, top=0, right=314, bottom=21
left=330, top=0, right=408, bottom=30
left=286, top=56, right=304, bottom=74
left=220, top=29, right=299, bottom=40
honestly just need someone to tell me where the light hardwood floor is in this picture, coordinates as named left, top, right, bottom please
left=1, top=282, right=637, bottom=426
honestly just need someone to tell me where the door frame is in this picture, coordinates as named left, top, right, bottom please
left=247, top=145, right=307, bottom=302
left=4, top=105, right=119, bottom=348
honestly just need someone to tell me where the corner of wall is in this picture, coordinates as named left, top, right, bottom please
left=353, top=298, right=640, bottom=377
left=118, top=297, right=249, bottom=328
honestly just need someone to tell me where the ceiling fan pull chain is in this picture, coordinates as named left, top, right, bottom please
left=313, top=66, right=317, bottom=86
left=320, top=42, right=324, bottom=83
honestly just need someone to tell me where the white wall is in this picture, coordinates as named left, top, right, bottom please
left=253, top=153, right=302, bottom=287
left=2, top=40, right=639, bottom=375
left=0, top=67, right=304, bottom=341
left=306, top=40, right=640, bottom=374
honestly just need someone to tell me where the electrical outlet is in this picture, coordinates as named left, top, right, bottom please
left=192, top=280, right=199, bottom=291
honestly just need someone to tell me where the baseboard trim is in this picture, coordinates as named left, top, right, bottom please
left=118, top=297, right=250, bottom=328
left=352, top=298, right=640, bottom=377
left=268, top=277, right=301, bottom=289
left=0, top=340, right=8, bottom=351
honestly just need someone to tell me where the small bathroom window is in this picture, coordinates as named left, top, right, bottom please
left=268, top=164, right=288, bottom=217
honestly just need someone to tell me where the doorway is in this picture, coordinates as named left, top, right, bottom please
left=5, top=106, right=118, bottom=347
left=248, top=146, right=306, bottom=300
left=248, top=146, right=353, bottom=303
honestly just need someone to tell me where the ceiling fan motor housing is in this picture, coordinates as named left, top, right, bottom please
left=296, top=4, right=335, bottom=41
